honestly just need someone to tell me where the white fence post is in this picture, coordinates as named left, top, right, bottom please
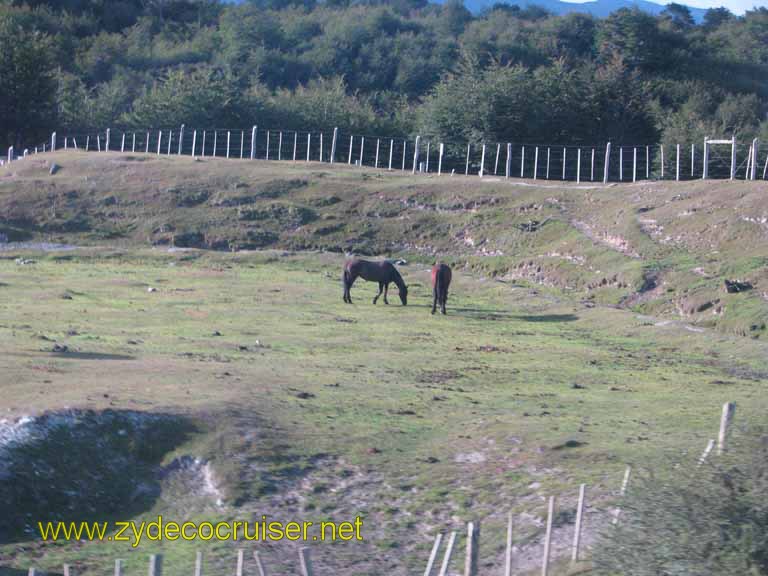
left=534, top=146, right=539, bottom=180
left=157, top=130, right=162, bottom=155
left=330, top=127, right=338, bottom=163
left=307, top=132, right=311, bottom=162
left=226, top=131, right=231, bottom=159
left=603, top=142, right=611, bottom=183
left=730, top=135, right=737, bottom=180
left=479, top=143, right=486, bottom=177
left=591, top=148, right=595, bottom=181
left=319, top=132, right=323, bottom=162
left=494, top=143, right=500, bottom=175
left=192, top=130, right=197, bottom=157
left=178, top=124, right=185, bottom=155
left=572, top=483, right=586, bottom=563
left=241, top=130, right=245, bottom=159
left=148, top=554, right=163, bottom=576
left=293, top=132, right=298, bottom=162
left=691, top=143, right=695, bottom=177
left=504, top=512, right=513, bottom=576
left=632, top=147, right=637, bottom=182
left=121, top=132, right=125, bottom=153
left=717, top=402, right=736, bottom=455
left=278, top=131, right=283, bottom=161
left=389, top=139, right=394, bottom=170
left=464, top=521, right=479, bottom=576
left=505, top=143, right=511, bottom=179
left=412, top=136, right=421, bottom=174
left=660, top=144, right=665, bottom=179
left=425, top=141, right=430, bottom=172
left=542, top=496, right=555, bottom=576
left=250, top=126, right=257, bottom=159
left=645, top=145, right=649, bottom=179
left=702, top=137, right=708, bottom=179
left=375, top=138, right=380, bottom=168
left=619, top=147, right=623, bottom=181
left=7, top=146, right=12, bottom=163
left=106, top=128, right=111, bottom=152
left=299, top=547, right=313, bottom=576
left=424, top=533, right=443, bottom=576
left=465, top=143, right=470, bottom=175
left=402, top=140, right=407, bottom=170
left=562, top=147, right=567, bottom=180
left=520, top=146, right=525, bottom=178
left=348, top=135, right=354, bottom=164
left=359, top=136, right=365, bottom=166
left=676, top=144, right=680, bottom=181
left=132, top=133, right=136, bottom=153
left=167, top=130, right=173, bottom=155
left=577, top=148, right=582, bottom=183
left=438, top=143, right=444, bottom=175
left=51, top=131, right=57, bottom=151
left=546, top=147, right=551, bottom=179
left=438, top=531, right=457, bottom=576
left=751, top=138, right=759, bottom=180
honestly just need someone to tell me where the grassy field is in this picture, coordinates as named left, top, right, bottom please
left=0, top=152, right=767, bottom=575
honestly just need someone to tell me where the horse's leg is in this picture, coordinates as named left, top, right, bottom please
left=373, top=282, right=383, bottom=305
left=383, top=283, right=390, bottom=305
left=441, top=289, right=447, bottom=315
left=432, top=286, right=438, bottom=315
left=344, top=273, right=355, bottom=304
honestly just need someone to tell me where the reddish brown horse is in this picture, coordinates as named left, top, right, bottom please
left=343, top=258, right=408, bottom=305
left=431, top=263, right=452, bottom=315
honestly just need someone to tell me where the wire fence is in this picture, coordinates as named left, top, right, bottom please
left=5, top=126, right=766, bottom=182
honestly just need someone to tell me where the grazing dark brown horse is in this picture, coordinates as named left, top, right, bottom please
left=431, top=262, right=452, bottom=315
left=343, top=258, right=408, bottom=305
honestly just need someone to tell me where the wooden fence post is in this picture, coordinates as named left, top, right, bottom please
left=465, top=143, right=470, bottom=175
left=254, top=551, right=268, bottom=576
left=479, top=143, right=486, bottom=177
left=603, top=142, right=611, bottom=184
left=412, top=136, right=421, bottom=174
left=330, top=127, right=338, bottom=163
left=717, top=402, right=736, bottom=455
left=572, top=483, right=586, bottom=563
left=250, top=126, right=257, bottom=159
left=504, top=512, right=513, bottom=576
left=438, top=143, right=444, bottom=175
left=195, top=551, right=203, bottom=576
left=424, top=533, right=443, bottom=576
left=148, top=554, right=163, bottom=576
left=389, top=139, right=394, bottom=170
left=730, top=135, right=737, bottom=180
left=299, top=547, right=313, bottom=576
left=114, top=559, right=123, bottom=576
left=542, top=496, right=555, bottom=576
left=494, top=143, right=500, bottom=175
left=438, top=531, right=457, bottom=576
left=236, top=549, right=245, bottom=576
left=520, top=146, right=525, bottom=178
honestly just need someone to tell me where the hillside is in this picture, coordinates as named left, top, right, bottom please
left=2, top=151, right=767, bottom=339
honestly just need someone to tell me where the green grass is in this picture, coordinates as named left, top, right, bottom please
left=0, top=248, right=766, bottom=575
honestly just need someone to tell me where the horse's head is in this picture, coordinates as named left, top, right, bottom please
left=399, top=283, right=408, bottom=306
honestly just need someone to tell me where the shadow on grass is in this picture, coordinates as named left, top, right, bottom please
left=48, top=351, right=136, bottom=361
left=0, top=409, right=197, bottom=545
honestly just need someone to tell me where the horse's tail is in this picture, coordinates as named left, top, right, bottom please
left=342, top=266, right=350, bottom=288
left=433, top=265, right=443, bottom=297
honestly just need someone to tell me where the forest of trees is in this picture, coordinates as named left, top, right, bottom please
left=1, top=0, right=767, bottom=150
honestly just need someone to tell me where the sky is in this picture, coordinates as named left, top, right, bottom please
left=564, top=0, right=766, bottom=14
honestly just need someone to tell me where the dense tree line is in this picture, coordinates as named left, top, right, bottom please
left=1, top=0, right=767, bottom=149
